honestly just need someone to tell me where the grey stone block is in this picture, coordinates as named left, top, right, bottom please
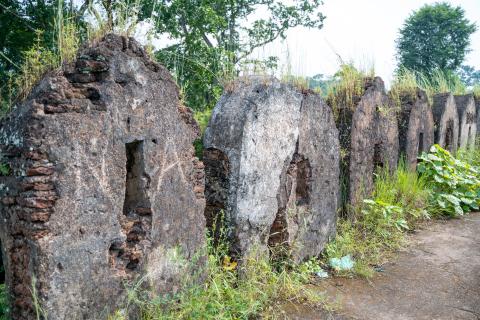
left=203, top=77, right=339, bottom=263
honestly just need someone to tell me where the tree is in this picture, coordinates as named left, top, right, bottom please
left=141, top=0, right=325, bottom=110
left=396, top=2, right=476, bottom=75
left=0, top=0, right=62, bottom=78
left=458, top=65, right=480, bottom=87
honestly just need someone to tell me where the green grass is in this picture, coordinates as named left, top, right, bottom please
left=109, top=216, right=327, bottom=320
left=473, top=85, right=480, bottom=99
left=0, top=284, right=8, bottom=320
left=325, top=63, right=373, bottom=120
left=390, top=67, right=468, bottom=107
left=324, top=161, right=431, bottom=277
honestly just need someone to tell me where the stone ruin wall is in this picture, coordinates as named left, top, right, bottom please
left=203, top=77, right=340, bottom=263
left=0, top=33, right=477, bottom=318
left=476, top=97, right=480, bottom=145
left=397, top=89, right=435, bottom=170
left=334, top=77, right=399, bottom=209
left=454, top=94, right=477, bottom=150
left=0, top=34, right=206, bottom=319
left=432, top=93, right=460, bottom=153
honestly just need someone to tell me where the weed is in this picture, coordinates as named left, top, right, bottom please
left=0, top=284, right=8, bottom=320
left=418, top=144, right=480, bottom=216
left=326, top=63, right=370, bottom=120
left=390, top=67, right=467, bottom=107
left=110, top=212, right=327, bottom=319
left=324, top=160, right=430, bottom=277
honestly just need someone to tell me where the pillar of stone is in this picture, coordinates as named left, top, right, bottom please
left=0, top=34, right=206, bottom=319
left=454, top=94, right=477, bottom=150
left=397, top=89, right=434, bottom=170
left=203, top=77, right=340, bottom=263
left=476, top=97, right=480, bottom=145
left=334, top=77, right=399, bottom=208
left=432, top=93, right=459, bottom=153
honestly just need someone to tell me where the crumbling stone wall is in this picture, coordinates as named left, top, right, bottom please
left=454, top=94, right=477, bottom=150
left=476, top=97, right=480, bottom=144
left=397, top=89, right=434, bottom=170
left=334, top=77, right=399, bottom=208
left=0, top=34, right=206, bottom=319
left=432, top=93, right=459, bottom=153
left=203, top=77, right=339, bottom=263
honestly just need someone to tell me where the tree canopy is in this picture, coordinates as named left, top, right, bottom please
left=144, top=0, right=325, bottom=110
left=396, top=2, right=476, bottom=75
left=0, top=0, right=326, bottom=111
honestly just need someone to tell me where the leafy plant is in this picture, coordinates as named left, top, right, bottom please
left=0, top=163, right=10, bottom=176
left=0, top=284, right=8, bottom=320
left=324, top=161, right=430, bottom=277
left=111, top=211, right=326, bottom=319
left=418, top=144, right=480, bottom=216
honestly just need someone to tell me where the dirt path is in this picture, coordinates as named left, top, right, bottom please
left=285, top=212, right=480, bottom=320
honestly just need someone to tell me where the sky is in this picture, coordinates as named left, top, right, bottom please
left=250, top=0, right=480, bottom=86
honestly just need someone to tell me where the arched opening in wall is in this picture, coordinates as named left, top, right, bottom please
left=445, top=120, right=454, bottom=152
left=110, top=140, right=152, bottom=272
left=418, top=132, right=424, bottom=158
left=295, top=157, right=311, bottom=206
left=373, top=143, right=384, bottom=177
left=268, top=154, right=311, bottom=261
left=467, top=126, right=472, bottom=149
left=203, top=148, right=230, bottom=244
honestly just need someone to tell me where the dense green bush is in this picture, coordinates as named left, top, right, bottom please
left=418, top=145, right=480, bottom=216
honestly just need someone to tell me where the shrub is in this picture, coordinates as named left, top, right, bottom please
left=418, top=144, right=480, bottom=216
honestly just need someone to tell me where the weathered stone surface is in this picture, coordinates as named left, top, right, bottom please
left=0, top=34, right=206, bottom=319
left=334, top=77, right=399, bottom=208
left=203, top=77, right=339, bottom=263
left=397, top=89, right=434, bottom=170
left=454, top=94, right=477, bottom=150
left=432, top=93, right=459, bottom=153
left=476, top=97, right=480, bottom=145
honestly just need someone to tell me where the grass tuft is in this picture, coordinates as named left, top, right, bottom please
left=109, top=213, right=327, bottom=319
left=324, top=160, right=430, bottom=277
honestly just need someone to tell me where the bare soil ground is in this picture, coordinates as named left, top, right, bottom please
left=284, top=212, right=480, bottom=320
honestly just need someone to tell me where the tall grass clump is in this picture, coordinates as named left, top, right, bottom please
left=111, top=216, right=326, bottom=319
left=193, top=108, right=213, bottom=158
left=472, top=85, right=480, bottom=99
left=4, top=1, right=80, bottom=108
left=389, top=67, right=430, bottom=106
left=326, top=63, right=373, bottom=119
left=325, top=161, right=430, bottom=277
left=390, top=67, right=467, bottom=106
left=428, top=69, right=466, bottom=96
